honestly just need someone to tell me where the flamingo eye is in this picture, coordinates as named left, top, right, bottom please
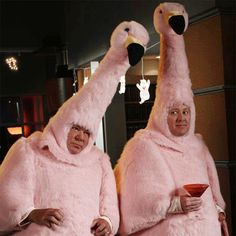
left=125, top=28, right=129, bottom=32
left=159, top=9, right=163, bottom=14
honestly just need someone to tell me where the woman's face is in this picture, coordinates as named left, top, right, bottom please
left=67, top=125, right=90, bottom=154
left=167, top=103, right=191, bottom=137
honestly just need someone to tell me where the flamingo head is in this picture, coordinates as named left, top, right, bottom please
left=110, top=21, right=149, bottom=66
left=153, top=2, right=188, bottom=36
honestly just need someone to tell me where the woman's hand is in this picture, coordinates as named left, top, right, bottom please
left=27, top=208, right=64, bottom=229
left=91, top=218, right=111, bottom=236
left=180, top=196, right=202, bottom=213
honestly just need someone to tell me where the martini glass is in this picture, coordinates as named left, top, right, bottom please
left=183, top=183, right=209, bottom=197
left=183, top=184, right=209, bottom=219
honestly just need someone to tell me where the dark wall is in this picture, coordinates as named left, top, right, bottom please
left=0, top=0, right=69, bottom=96
left=0, top=53, right=47, bottom=96
left=0, top=0, right=67, bottom=49
left=221, top=13, right=236, bottom=234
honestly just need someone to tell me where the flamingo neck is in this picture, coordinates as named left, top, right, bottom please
left=159, top=34, right=189, bottom=79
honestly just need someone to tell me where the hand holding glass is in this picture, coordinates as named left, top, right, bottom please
left=183, top=184, right=209, bottom=197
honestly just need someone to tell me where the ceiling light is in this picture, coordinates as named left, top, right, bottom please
left=5, top=56, right=18, bottom=71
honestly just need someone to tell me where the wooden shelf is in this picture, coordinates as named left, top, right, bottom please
left=124, top=84, right=156, bottom=140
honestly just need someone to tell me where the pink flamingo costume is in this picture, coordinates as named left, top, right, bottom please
left=115, top=3, right=225, bottom=236
left=0, top=21, right=149, bottom=235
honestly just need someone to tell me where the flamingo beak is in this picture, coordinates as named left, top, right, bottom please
left=169, top=15, right=185, bottom=35
left=125, top=35, right=145, bottom=66
left=165, top=11, right=186, bottom=35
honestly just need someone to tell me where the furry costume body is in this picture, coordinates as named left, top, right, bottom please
left=115, top=129, right=225, bottom=236
left=0, top=132, right=118, bottom=235
left=0, top=21, right=149, bottom=235
left=115, top=3, right=225, bottom=236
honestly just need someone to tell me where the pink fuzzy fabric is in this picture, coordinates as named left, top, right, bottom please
left=115, top=3, right=225, bottom=236
left=39, top=21, right=149, bottom=165
left=0, top=133, right=119, bottom=235
left=115, top=130, right=225, bottom=236
left=147, top=3, right=195, bottom=143
left=0, top=21, right=149, bottom=235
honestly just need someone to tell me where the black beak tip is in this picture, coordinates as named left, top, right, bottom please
left=127, top=43, right=145, bottom=66
left=169, top=15, right=185, bottom=35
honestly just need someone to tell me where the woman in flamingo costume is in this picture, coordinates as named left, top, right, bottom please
left=0, top=21, right=149, bottom=235
left=115, top=3, right=227, bottom=236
